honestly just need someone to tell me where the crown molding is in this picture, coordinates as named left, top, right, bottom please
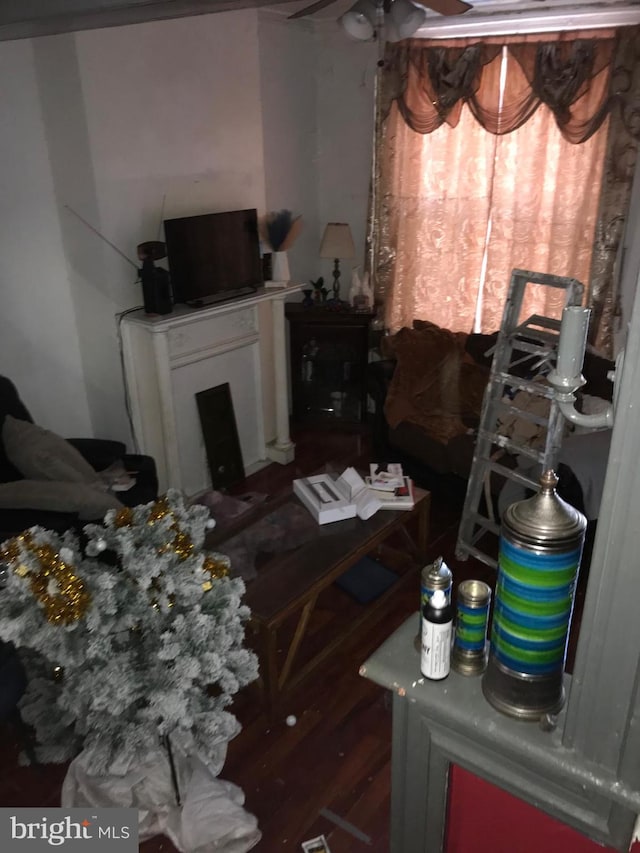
left=415, top=2, right=640, bottom=37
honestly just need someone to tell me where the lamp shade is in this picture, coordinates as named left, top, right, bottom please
left=339, top=0, right=377, bottom=41
left=387, top=0, right=427, bottom=41
left=319, top=223, right=356, bottom=260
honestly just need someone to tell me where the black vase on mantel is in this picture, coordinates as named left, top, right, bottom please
left=137, top=241, right=173, bottom=315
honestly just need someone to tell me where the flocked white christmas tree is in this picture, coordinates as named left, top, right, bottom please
left=0, top=489, right=259, bottom=776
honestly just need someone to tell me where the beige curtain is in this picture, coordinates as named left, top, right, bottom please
left=588, top=29, right=640, bottom=352
left=377, top=102, right=498, bottom=333
left=373, top=29, right=633, bottom=344
left=479, top=104, right=608, bottom=331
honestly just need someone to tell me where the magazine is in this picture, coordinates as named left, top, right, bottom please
left=368, top=462, right=404, bottom=491
left=365, top=474, right=415, bottom=510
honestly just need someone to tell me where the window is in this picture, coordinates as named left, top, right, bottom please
left=374, top=33, right=617, bottom=336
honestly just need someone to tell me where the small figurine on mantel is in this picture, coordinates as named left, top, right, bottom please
left=350, top=267, right=373, bottom=312
left=361, top=271, right=373, bottom=309
left=349, top=267, right=361, bottom=308
left=310, top=276, right=328, bottom=305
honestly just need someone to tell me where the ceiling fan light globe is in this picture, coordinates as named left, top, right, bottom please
left=389, top=0, right=427, bottom=39
left=385, top=18, right=402, bottom=42
left=339, top=0, right=377, bottom=40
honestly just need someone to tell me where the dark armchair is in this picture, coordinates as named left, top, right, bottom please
left=0, top=376, right=158, bottom=541
left=367, top=322, right=614, bottom=518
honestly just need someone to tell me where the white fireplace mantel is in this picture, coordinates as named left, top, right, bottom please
left=121, top=283, right=302, bottom=495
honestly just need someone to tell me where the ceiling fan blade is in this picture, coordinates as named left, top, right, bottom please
left=423, top=0, right=472, bottom=15
left=288, top=0, right=339, bottom=19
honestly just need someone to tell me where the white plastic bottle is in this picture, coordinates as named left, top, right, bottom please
left=421, top=588, right=453, bottom=680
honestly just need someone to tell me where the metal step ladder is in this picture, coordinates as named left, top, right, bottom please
left=455, top=269, right=584, bottom=569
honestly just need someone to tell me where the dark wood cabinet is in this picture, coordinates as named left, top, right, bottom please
left=286, top=304, right=375, bottom=427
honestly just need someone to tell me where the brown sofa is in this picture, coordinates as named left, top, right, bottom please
left=367, top=320, right=615, bottom=510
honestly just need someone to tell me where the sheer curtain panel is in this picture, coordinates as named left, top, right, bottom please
left=373, top=28, right=639, bottom=351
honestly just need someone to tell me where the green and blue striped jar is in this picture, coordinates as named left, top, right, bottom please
left=482, top=469, right=586, bottom=721
left=451, top=580, right=492, bottom=676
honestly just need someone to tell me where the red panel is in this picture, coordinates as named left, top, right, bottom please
left=446, top=764, right=639, bottom=853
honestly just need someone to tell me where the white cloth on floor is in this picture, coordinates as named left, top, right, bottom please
left=61, top=738, right=261, bottom=853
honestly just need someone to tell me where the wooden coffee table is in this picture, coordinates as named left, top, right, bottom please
left=206, top=485, right=430, bottom=716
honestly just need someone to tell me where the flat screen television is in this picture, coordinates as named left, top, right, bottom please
left=164, top=208, right=263, bottom=307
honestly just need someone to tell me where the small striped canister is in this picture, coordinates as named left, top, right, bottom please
left=451, top=580, right=492, bottom=676
left=482, top=470, right=586, bottom=721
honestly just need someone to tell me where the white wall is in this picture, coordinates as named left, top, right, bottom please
left=0, top=9, right=375, bottom=447
left=315, top=22, right=377, bottom=298
left=256, top=12, right=377, bottom=297
left=0, top=38, right=92, bottom=435
left=258, top=11, right=319, bottom=286
left=64, top=12, right=267, bottom=441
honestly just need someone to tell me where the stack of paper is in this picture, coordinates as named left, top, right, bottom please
left=293, top=464, right=415, bottom=524
left=365, top=475, right=415, bottom=510
left=365, top=463, right=415, bottom=510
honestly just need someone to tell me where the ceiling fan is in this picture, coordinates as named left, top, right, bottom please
left=288, top=0, right=472, bottom=24
left=288, top=0, right=472, bottom=42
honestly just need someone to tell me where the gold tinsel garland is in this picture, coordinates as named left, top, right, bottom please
left=147, top=497, right=170, bottom=524
left=115, top=497, right=227, bottom=597
left=113, top=506, right=134, bottom=528
left=0, top=498, right=228, bottom=623
left=1, top=533, right=91, bottom=625
left=121, top=496, right=196, bottom=561
left=202, top=554, right=230, bottom=591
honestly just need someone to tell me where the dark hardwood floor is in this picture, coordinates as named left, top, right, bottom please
left=150, top=425, right=489, bottom=852
left=0, top=426, right=587, bottom=852
left=218, top=425, right=589, bottom=853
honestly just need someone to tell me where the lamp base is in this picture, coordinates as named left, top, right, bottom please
left=332, top=259, right=341, bottom=300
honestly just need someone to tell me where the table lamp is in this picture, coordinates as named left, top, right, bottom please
left=319, top=223, right=356, bottom=301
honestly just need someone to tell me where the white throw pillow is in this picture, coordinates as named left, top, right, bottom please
left=2, top=415, right=101, bottom=484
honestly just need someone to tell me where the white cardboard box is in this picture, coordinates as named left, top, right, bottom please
left=294, top=468, right=383, bottom=523
left=336, top=467, right=381, bottom=520
left=293, top=474, right=357, bottom=524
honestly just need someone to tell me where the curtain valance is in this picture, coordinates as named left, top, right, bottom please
left=382, top=29, right=619, bottom=143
